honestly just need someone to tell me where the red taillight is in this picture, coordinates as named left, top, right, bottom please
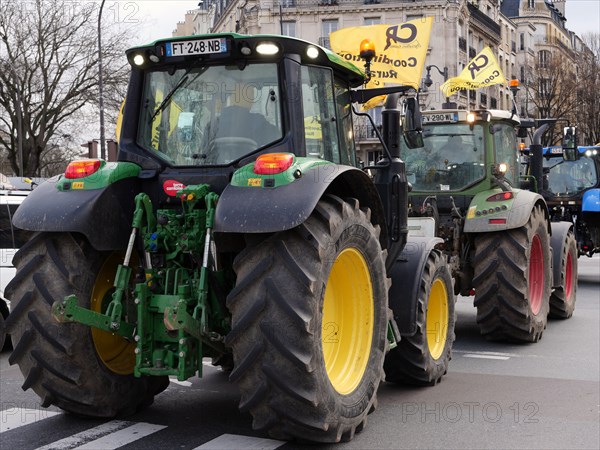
left=65, top=159, right=102, bottom=179
left=487, top=192, right=513, bottom=202
left=489, top=218, right=507, bottom=225
left=254, top=153, right=294, bottom=175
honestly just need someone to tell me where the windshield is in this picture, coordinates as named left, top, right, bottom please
left=402, top=124, right=486, bottom=191
left=138, top=63, right=283, bottom=165
left=543, top=156, right=598, bottom=196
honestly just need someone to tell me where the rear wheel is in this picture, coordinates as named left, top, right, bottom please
left=225, top=195, right=389, bottom=443
left=5, top=232, right=168, bottom=417
left=549, top=231, right=577, bottom=319
left=384, top=250, right=455, bottom=385
left=472, top=205, right=551, bottom=342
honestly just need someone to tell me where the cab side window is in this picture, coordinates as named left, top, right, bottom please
left=300, top=66, right=340, bottom=163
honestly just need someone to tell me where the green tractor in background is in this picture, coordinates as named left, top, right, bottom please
left=5, top=34, right=455, bottom=443
left=402, top=109, right=577, bottom=342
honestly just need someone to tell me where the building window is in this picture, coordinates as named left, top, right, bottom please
left=320, top=19, right=338, bottom=49
left=281, top=21, right=296, bottom=37
left=280, top=0, right=296, bottom=7
left=528, top=0, right=535, bottom=8
left=364, top=17, right=381, bottom=25
left=520, top=65, right=525, bottom=82
left=539, top=50, right=551, bottom=68
left=519, top=33, right=525, bottom=51
left=406, top=14, right=423, bottom=22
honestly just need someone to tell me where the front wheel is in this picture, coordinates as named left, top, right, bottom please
left=225, top=195, right=390, bottom=443
left=5, top=232, right=168, bottom=417
left=549, top=231, right=577, bottom=319
left=472, top=205, right=551, bottom=342
left=384, top=250, right=455, bottom=385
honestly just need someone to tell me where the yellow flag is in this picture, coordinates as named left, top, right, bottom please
left=361, top=79, right=386, bottom=111
left=330, top=18, right=433, bottom=89
left=440, top=47, right=506, bottom=97
left=150, top=91, right=182, bottom=149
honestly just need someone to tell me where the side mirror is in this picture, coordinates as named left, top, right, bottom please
left=562, top=126, right=577, bottom=150
left=403, top=97, right=424, bottom=149
left=563, top=147, right=578, bottom=161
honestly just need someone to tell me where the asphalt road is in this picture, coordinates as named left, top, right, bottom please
left=1, top=256, right=598, bottom=449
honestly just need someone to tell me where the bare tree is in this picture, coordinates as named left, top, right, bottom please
left=0, top=0, right=131, bottom=176
left=525, top=48, right=579, bottom=146
left=575, top=32, right=600, bottom=146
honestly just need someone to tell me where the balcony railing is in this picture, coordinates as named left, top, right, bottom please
left=467, top=3, right=501, bottom=36
left=355, top=123, right=382, bottom=141
left=318, top=37, right=331, bottom=49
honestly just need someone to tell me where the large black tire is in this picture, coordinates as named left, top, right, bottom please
left=225, top=195, right=390, bottom=443
left=549, top=230, right=577, bottom=319
left=384, top=250, right=455, bottom=385
left=4, top=232, right=168, bottom=417
left=472, top=205, right=551, bottom=342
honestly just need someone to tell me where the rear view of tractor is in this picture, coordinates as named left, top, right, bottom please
left=402, top=108, right=577, bottom=342
left=4, top=34, right=455, bottom=443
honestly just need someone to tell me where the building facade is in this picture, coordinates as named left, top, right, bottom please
left=173, top=0, right=586, bottom=160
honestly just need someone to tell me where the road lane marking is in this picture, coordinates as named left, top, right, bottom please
left=70, top=422, right=166, bottom=449
left=462, top=354, right=510, bottom=360
left=169, top=376, right=193, bottom=387
left=36, top=421, right=131, bottom=449
left=195, top=434, right=285, bottom=449
left=1, top=408, right=61, bottom=433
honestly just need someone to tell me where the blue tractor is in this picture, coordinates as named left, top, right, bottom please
left=539, top=145, right=600, bottom=257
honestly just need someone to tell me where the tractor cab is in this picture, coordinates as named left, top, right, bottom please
left=542, top=146, right=600, bottom=200
left=402, top=109, right=521, bottom=195
left=120, top=33, right=366, bottom=197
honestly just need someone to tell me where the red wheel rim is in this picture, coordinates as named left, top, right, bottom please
left=529, top=234, right=544, bottom=315
left=565, top=251, right=574, bottom=302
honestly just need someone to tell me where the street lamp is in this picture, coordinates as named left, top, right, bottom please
left=0, top=34, right=23, bottom=177
left=98, top=0, right=107, bottom=160
left=424, top=64, right=457, bottom=109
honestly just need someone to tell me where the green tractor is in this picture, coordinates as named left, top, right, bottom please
left=403, top=109, right=577, bottom=342
left=5, top=34, right=455, bottom=443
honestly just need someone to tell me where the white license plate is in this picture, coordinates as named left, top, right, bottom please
left=166, top=39, right=227, bottom=57
left=422, top=113, right=457, bottom=124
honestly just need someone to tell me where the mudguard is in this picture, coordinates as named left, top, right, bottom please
left=549, top=221, right=574, bottom=289
left=582, top=189, right=600, bottom=213
left=214, top=164, right=388, bottom=247
left=463, top=188, right=549, bottom=233
left=388, top=236, right=444, bottom=336
left=12, top=177, right=140, bottom=251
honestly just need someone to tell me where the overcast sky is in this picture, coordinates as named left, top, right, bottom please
left=118, top=0, right=598, bottom=45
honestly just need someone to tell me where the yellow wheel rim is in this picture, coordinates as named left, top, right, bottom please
left=322, top=248, right=374, bottom=395
left=426, top=278, right=449, bottom=360
left=91, top=253, right=136, bottom=375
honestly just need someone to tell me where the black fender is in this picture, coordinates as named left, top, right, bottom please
left=214, top=165, right=388, bottom=249
left=12, top=177, right=140, bottom=251
left=550, top=221, right=574, bottom=289
left=388, top=236, right=444, bottom=336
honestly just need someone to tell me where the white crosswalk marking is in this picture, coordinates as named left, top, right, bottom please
left=1, top=408, right=61, bottom=433
left=35, top=420, right=131, bottom=450
left=71, top=422, right=167, bottom=449
left=2, top=408, right=281, bottom=450
left=194, top=434, right=285, bottom=450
